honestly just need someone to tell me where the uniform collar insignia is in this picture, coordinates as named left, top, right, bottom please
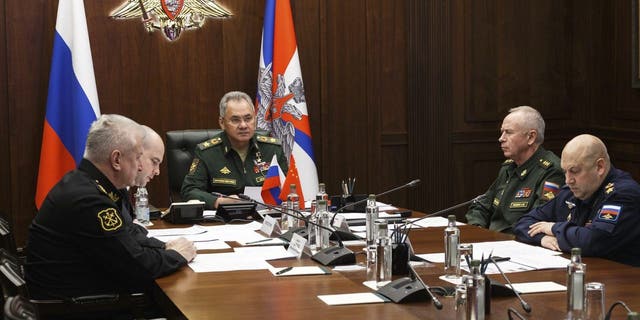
left=520, top=169, right=528, bottom=177
left=605, top=182, right=614, bottom=195
left=565, top=200, right=576, bottom=209
left=220, top=166, right=231, bottom=174
left=95, top=180, right=120, bottom=202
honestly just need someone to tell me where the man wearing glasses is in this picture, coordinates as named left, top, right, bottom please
left=181, top=91, right=288, bottom=209
left=514, top=134, right=640, bottom=266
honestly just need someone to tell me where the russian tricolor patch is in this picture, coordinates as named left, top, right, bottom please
left=597, top=205, right=622, bottom=222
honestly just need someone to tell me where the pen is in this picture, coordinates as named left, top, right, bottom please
left=492, top=256, right=511, bottom=262
left=246, top=238, right=271, bottom=245
left=276, top=267, right=293, bottom=275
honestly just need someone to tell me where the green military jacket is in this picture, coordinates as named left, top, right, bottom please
left=180, top=131, right=289, bottom=209
left=465, top=147, right=565, bottom=233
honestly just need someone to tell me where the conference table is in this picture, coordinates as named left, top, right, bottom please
left=150, top=216, right=640, bottom=319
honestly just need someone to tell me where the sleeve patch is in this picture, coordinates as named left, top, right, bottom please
left=97, top=208, right=123, bottom=231
left=542, top=181, right=560, bottom=201
left=597, top=205, right=621, bottom=222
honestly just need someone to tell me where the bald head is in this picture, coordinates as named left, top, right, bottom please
left=561, top=134, right=610, bottom=200
left=135, top=126, right=165, bottom=187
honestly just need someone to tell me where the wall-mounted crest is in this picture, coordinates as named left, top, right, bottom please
left=110, top=0, right=232, bottom=41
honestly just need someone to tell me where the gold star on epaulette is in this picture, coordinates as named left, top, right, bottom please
left=95, top=181, right=119, bottom=202
left=220, top=166, right=231, bottom=174
left=256, top=135, right=281, bottom=145
left=539, top=159, right=551, bottom=168
left=503, top=159, right=514, bottom=164
left=202, top=141, right=211, bottom=148
left=605, top=182, right=615, bottom=194
left=198, top=137, right=222, bottom=150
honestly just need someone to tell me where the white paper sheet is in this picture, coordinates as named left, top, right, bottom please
left=318, top=293, right=388, bottom=306
left=234, top=246, right=296, bottom=260
left=269, top=266, right=331, bottom=276
left=507, top=281, right=566, bottom=294
left=188, top=252, right=272, bottom=273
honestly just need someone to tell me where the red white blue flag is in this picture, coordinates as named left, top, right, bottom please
left=261, top=155, right=286, bottom=205
left=256, top=0, right=319, bottom=207
left=35, top=0, right=100, bottom=209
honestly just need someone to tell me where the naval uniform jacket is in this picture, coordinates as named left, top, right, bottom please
left=26, top=159, right=186, bottom=299
left=514, top=167, right=640, bottom=267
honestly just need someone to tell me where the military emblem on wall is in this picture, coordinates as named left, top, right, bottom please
left=110, top=0, right=232, bottom=41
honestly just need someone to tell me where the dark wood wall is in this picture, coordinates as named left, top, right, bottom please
left=1, top=0, right=639, bottom=246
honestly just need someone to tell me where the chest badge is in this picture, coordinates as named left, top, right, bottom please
left=220, top=166, right=232, bottom=175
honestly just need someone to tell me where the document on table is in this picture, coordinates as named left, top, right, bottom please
left=318, top=292, right=389, bottom=306
left=234, top=246, right=296, bottom=260
left=406, top=216, right=465, bottom=228
left=507, top=281, right=566, bottom=294
left=189, top=252, right=272, bottom=273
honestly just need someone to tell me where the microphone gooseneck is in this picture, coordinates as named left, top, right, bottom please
left=408, top=263, right=443, bottom=310
left=330, top=179, right=422, bottom=225
left=490, top=257, right=532, bottom=313
left=403, top=194, right=486, bottom=228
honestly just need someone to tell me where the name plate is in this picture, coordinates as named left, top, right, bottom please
left=261, top=215, right=278, bottom=236
left=287, top=232, right=307, bottom=258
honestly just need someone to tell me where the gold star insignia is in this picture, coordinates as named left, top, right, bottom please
left=605, top=182, right=615, bottom=194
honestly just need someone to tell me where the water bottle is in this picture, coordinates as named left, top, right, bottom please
left=135, top=187, right=150, bottom=225
left=281, top=184, right=299, bottom=231
left=365, top=194, right=378, bottom=247
left=444, top=214, right=460, bottom=277
left=567, top=247, right=586, bottom=320
left=316, top=182, right=329, bottom=202
left=464, top=260, right=485, bottom=320
left=315, top=200, right=331, bottom=250
left=375, top=219, right=392, bottom=287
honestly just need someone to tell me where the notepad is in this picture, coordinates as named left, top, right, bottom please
left=507, top=281, right=566, bottom=294
left=317, top=292, right=389, bottom=306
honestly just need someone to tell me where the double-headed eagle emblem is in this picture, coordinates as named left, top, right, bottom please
left=110, top=0, right=232, bottom=41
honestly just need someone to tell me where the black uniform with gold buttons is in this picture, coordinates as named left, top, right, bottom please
left=181, top=131, right=289, bottom=209
left=26, top=159, right=186, bottom=300
left=465, top=147, right=565, bottom=233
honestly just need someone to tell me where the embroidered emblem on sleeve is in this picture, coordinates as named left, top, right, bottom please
left=542, top=181, right=560, bottom=201
left=597, top=205, right=621, bottom=222
left=97, top=208, right=123, bottom=231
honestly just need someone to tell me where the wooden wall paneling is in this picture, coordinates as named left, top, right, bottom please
left=321, top=0, right=369, bottom=196
left=365, top=0, right=409, bottom=205
left=612, top=0, right=640, bottom=122
left=408, top=0, right=454, bottom=213
left=6, top=1, right=56, bottom=244
left=0, top=0, right=10, bottom=221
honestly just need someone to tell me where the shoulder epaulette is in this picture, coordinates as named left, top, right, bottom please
left=94, top=180, right=119, bottom=203
left=538, top=158, right=553, bottom=169
left=256, top=135, right=282, bottom=145
left=197, top=137, right=223, bottom=150
left=502, top=159, right=515, bottom=166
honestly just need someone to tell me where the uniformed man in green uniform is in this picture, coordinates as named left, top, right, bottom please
left=466, top=106, right=565, bottom=233
left=181, top=91, right=288, bottom=209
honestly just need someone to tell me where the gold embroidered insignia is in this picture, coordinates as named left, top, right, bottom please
left=97, top=208, right=122, bottom=231
left=565, top=201, right=576, bottom=209
left=567, top=213, right=572, bottom=221
left=503, top=159, right=514, bottom=164
left=107, top=192, right=120, bottom=202
left=520, top=169, right=528, bottom=177
left=220, top=166, right=231, bottom=174
left=256, top=176, right=265, bottom=183
left=202, top=141, right=211, bottom=148
left=543, top=191, right=556, bottom=201
left=189, top=158, right=200, bottom=175
left=540, top=159, right=551, bottom=168
left=605, top=182, right=614, bottom=194
left=493, top=198, right=500, bottom=207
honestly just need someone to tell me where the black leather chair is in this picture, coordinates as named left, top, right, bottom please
left=165, top=129, right=223, bottom=203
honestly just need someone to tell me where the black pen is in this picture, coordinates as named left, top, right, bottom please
left=492, top=256, right=511, bottom=262
left=276, top=267, right=293, bottom=275
left=246, top=238, right=271, bottom=245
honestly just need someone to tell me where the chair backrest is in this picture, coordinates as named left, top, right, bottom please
left=165, top=129, right=223, bottom=203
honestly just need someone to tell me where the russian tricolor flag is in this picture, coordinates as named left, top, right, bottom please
left=261, top=155, right=286, bottom=205
left=255, top=0, right=319, bottom=208
left=35, top=0, right=100, bottom=209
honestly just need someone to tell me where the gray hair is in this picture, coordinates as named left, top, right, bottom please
left=219, top=91, right=254, bottom=117
left=141, top=125, right=161, bottom=149
left=83, top=114, right=143, bottom=163
left=508, top=106, right=545, bottom=144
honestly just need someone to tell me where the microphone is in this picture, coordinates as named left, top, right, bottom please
left=507, top=307, right=527, bottom=320
left=375, top=260, right=442, bottom=309
left=217, top=193, right=356, bottom=266
left=330, top=179, right=421, bottom=226
left=489, top=257, right=531, bottom=313
left=604, top=301, right=636, bottom=320
left=403, top=194, right=485, bottom=228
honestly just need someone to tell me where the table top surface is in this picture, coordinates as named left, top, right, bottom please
left=152, top=219, right=640, bottom=320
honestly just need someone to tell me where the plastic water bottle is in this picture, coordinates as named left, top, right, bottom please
left=316, top=182, right=329, bottom=202
left=464, top=260, right=485, bottom=320
left=444, top=214, right=460, bottom=277
left=135, top=187, right=150, bottom=225
left=365, top=194, right=378, bottom=247
left=567, top=247, right=586, bottom=319
left=315, top=200, right=331, bottom=250
left=375, top=219, right=392, bottom=287
left=280, top=184, right=299, bottom=231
